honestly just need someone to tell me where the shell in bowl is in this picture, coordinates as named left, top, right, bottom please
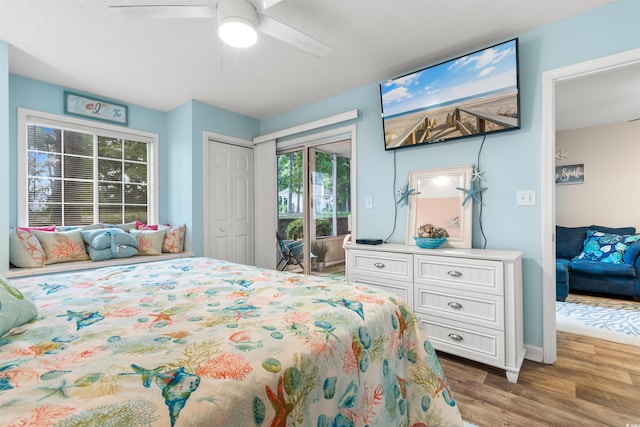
left=413, top=236, right=447, bottom=249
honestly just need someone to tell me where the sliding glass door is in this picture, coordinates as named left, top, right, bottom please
left=276, top=140, right=351, bottom=276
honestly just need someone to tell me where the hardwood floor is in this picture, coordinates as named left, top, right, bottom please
left=438, top=331, right=640, bottom=426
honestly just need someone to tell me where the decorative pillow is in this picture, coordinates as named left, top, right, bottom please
left=9, top=228, right=48, bottom=268
left=82, top=228, right=139, bottom=261
left=573, top=230, right=640, bottom=264
left=159, top=224, right=186, bottom=253
left=136, top=220, right=158, bottom=231
left=32, top=229, right=90, bottom=264
left=131, top=229, right=167, bottom=255
left=0, top=275, right=38, bottom=337
left=105, top=222, right=137, bottom=232
left=56, top=223, right=104, bottom=232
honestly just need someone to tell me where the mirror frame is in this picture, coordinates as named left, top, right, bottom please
left=406, top=164, right=474, bottom=248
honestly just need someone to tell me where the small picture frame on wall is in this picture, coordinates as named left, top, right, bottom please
left=555, top=163, right=585, bottom=185
left=64, top=91, right=128, bottom=126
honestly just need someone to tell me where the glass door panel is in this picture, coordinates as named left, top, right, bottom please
left=276, top=140, right=351, bottom=277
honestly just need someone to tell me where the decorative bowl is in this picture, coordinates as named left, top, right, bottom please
left=413, top=236, right=447, bottom=249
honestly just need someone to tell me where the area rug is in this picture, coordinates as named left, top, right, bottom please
left=556, top=294, right=640, bottom=346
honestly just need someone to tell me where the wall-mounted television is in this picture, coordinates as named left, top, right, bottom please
left=380, top=38, right=520, bottom=150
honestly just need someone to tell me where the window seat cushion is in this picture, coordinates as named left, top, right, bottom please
left=5, top=252, right=194, bottom=279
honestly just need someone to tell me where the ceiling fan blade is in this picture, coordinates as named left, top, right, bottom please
left=257, top=14, right=331, bottom=58
left=109, top=5, right=215, bottom=19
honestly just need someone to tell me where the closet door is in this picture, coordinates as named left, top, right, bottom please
left=206, top=140, right=254, bottom=265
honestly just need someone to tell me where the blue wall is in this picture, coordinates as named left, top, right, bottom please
left=2, top=0, right=638, bottom=349
left=5, top=78, right=259, bottom=258
left=261, top=0, right=640, bottom=348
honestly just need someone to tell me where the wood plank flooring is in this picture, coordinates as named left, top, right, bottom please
left=438, top=331, right=640, bottom=426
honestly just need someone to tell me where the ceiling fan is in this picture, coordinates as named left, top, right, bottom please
left=109, top=0, right=332, bottom=58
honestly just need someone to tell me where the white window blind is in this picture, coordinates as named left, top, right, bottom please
left=19, top=109, right=158, bottom=227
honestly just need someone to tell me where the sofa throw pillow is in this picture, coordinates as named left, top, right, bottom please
left=32, top=229, right=90, bottom=264
left=9, top=228, right=48, bottom=268
left=159, top=224, right=186, bottom=254
left=131, top=229, right=167, bottom=255
left=573, top=230, right=640, bottom=264
left=555, top=226, right=588, bottom=259
left=0, top=275, right=38, bottom=337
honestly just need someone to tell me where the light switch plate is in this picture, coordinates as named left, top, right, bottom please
left=517, top=190, right=536, bottom=206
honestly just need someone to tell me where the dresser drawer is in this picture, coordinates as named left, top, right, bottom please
left=419, top=315, right=505, bottom=367
left=414, top=286, right=504, bottom=330
left=348, top=250, right=413, bottom=283
left=415, top=255, right=504, bottom=295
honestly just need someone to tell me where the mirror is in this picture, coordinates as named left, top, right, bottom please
left=406, top=164, right=474, bottom=248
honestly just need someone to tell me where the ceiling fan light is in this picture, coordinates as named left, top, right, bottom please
left=218, top=17, right=257, bottom=48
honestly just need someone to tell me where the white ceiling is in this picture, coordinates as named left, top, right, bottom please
left=0, top=0, right=625, bottom=123
left=555, top=62, right=640, bottom=131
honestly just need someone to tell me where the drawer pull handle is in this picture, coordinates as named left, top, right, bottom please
left=447, top=270, right=462, bottom=278
left=448, top=333, right=464, bottom=341
left=447, top=302, right=463, bottom=310
left=374, top=262, right=385, bottom=269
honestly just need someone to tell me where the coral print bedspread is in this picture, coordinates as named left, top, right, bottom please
left=1, top=257, right=462, bottom=426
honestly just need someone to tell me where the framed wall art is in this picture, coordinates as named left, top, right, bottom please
left=555, top=163, right=585, bottom=185
left=64, top=91, right=128, bottom=126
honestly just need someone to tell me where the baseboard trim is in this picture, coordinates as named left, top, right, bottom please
left=524, top=344, right=544, bottom=363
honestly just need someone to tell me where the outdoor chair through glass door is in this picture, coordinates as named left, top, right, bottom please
left=276, top=140, right=351, bottom=277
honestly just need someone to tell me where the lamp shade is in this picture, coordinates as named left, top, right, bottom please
left=217, top=0, right=258, bottom=48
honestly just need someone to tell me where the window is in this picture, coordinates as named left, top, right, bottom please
left=18, top=108, right=158, bottom=227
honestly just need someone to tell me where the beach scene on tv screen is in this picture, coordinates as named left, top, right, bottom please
left=382, top=39, right=519, bottom=149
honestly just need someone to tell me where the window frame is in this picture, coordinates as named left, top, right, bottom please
left=17, top=108, right=159, bottom=226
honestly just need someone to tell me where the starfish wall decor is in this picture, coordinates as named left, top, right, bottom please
left=397, top=182, right=419, bottom=206
left=456, top=184, right=487, bottom=206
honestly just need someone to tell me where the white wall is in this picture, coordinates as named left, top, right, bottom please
left=556, top=120, right=640, bottom=229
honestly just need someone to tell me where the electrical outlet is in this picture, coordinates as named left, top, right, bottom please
left=516, top=190, right=536, bottom=206
left=365, top=196, right=373, bottom=209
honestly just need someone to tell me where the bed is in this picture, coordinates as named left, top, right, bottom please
left=1, top=257, right=462, bottom=426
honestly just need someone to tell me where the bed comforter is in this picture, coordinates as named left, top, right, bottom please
left=1, top=257, right=462, bottom=426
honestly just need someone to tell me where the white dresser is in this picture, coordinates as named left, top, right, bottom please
left=345, top=243, right=525, bottom=383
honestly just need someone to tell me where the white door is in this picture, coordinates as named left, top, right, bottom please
left=206, top=140, right=254, bottom=265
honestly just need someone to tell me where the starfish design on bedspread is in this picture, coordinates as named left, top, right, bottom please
left=149, top=311, right=173, bottom=323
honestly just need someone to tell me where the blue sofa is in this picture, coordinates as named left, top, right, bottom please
left=556, top=225, right=640, bottom=301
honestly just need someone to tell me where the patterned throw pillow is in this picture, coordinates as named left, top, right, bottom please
left=0, top=275, right=38, bottom=337
left=9, top=228, right=49, bottom=268
left=32, top=229, right=90, bottom=264
left=573, top=230, right=640, bottom=264
left=160, top=224, right=186, bottom=254
left=135, top=220, right=159, bottom=230
left=131, top=229, right=167, bottom=255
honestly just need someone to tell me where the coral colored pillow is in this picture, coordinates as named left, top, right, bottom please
left=9, top=228, right=48, bottom=268
left=0, top=275, right=38, bottom=337
left=17, top=225, right=56, bottom=232
left=31, top=229, right=90, bottom=264
left=131, top=229, right=166, bottom=255
left=135, top=221, right=158, bottom=231
left=159, top=224, right=186, bottom=254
